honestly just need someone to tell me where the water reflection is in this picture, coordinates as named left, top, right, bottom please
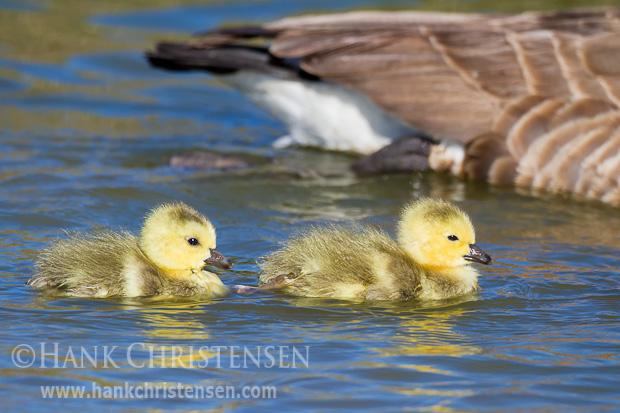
left=377, top=310, right=482, bottom=358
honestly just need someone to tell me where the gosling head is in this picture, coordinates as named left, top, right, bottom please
left=139, top=202, right=234, bottom=274
left=397, top=198, right=491, bottom=269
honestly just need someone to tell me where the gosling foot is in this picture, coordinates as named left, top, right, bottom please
left=232, top=284, right=261, bottom=296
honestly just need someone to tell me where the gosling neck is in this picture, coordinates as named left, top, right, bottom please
left=161, top=267, right=197, bottom=279
left=140, top=245, right=201, bottom=280
left=159, top=267, right=228, bottom=297
left=161, top=266, right=224, bottom=283
left=418, top=264, right=479, bottom=300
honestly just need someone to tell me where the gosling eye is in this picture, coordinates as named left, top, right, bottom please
left=447, top=235, right=459, bottom=242
left=187, top=237, right=200, bottom=246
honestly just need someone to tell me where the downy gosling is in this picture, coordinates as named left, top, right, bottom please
left=257, top=198, right=491, bottom=301
left=28, top=202, right=234, bottom=298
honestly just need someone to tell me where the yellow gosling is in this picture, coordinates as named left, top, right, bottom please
left=28, top=202, right=234, bottom=298
left=257, top=198, right=491, bottom=301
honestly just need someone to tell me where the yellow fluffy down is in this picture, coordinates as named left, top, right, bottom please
left=28, top=202, right=230, bottom=298
left=258, top=198, right=490, bottom=301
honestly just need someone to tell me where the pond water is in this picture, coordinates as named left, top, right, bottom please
left=1, top=0, right=619, bottom=411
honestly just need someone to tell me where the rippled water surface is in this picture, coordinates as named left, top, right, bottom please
left=1, top=0, right=619, bottom=411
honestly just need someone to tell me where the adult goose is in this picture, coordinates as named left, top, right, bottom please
left=147, top=8, right=620, bottom=206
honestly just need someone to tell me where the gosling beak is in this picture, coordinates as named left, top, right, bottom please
left=464, top=244, right=492, bottom=265
left=204, top=248, right=234, bottom=269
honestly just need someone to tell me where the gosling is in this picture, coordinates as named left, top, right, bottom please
left=256, top=198, right=491, bottom=301
left=28, top=202, right=234, bottom=298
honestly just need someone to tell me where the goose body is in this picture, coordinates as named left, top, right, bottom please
left=258, top=198, right=491, bottom=301
left=147, top=8, right=620, bottom=205
left=223, top=71, right=412, bottom=154
left=29, top=203, right=233, bottom=298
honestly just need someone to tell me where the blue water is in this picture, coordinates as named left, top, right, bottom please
left=1, top=0, right=619, bottom=411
